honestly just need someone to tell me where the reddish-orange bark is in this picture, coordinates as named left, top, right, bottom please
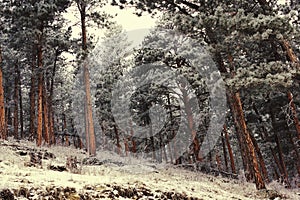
left=223, top=125, right=236, bottom=174
left=0, top=47, right=6, bottom=140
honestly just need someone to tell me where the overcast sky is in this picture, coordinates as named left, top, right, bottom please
left=104, top=5, right=157, bottom=31
left=63, top=3, right=157, bottom=47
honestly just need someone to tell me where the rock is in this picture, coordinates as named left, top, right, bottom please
left=82, top=157, right=124, bottom=166
left=28, top=152, right=42, bottom=167
left=66, top=156, right=79, bottom=173
left=1, top=183, right=201, bottom=200
left=48, top=165, right=67, bottom=172
left=112, top=189, right=119, bottom=197
left=0, top=189, right=14, bottom=200
left=16, top=187, right=29, bottom=198
left=16, top=151, right=28, bottom=156
left=258, top=189, right=283, bottom=200
left=68, top=193, right=81, bottom=200
left=82, top=157, right=103, bottom=165
left=84, top=185, right=94, bottom=190
left=43, top=151, right=55, bottom=160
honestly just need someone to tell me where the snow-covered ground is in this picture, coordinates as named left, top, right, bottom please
left=0, top=138, right=299, bottom=199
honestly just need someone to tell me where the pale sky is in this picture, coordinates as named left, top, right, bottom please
left=104, top=5, right=157, bottom=31
left=63, top=3, right=157, bottom=39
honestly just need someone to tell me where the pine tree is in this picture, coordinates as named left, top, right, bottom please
left=111, top=0, right=300, bottom=189
left=74, top=0, right=112, bottom=156
left=92, top=24, right=132, bottom=154
left=4, top=0, right=71, bottom=145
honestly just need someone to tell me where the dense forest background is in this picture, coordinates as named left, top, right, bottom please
left=0, top=0, right=299, bottom=191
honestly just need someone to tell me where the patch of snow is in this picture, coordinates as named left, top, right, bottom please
left=0, top=139, right=299, bottom=199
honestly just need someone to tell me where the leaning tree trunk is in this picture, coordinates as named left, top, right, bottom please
left=281, top=40, right=300, bottom=139
left=223, top=125, right=236, bottom=174
left=0, top=46, right=6, bottom=140
left=218, top=52, right=266, bottom=189
left=231, top=92, right=266, bottom=190
left=280, top=40, right=300, bottom=177
left=250, top=133, right=269, bottom=183
left=269, top=108, right=291, bottom=187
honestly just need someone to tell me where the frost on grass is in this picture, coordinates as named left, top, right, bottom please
left=0, top=138, right=299, bottom=199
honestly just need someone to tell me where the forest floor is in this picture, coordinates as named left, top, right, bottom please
left=0, top=138, right=299, bottom=200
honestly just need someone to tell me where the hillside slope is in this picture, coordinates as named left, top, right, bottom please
left=0, top=139, right=299, bottom=200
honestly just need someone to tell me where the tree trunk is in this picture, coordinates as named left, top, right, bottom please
left=274, top=132, right=291, bottom=188
left=149, top=122, right=156, bottom=160
left=124, top=138, right=129, bottom=156
left=249, top=133, right=269, bottom=183
left=42, top=82, right=49, bottom=144
left=287, top=92, right=300, bottom=139
left=223, top=125, right=236, bottom=174
left=49, top=111, right=55, bottom=145
left=271, top=146, right=284, bottom=175
left=269, top=107, right=291, bottom=187
left=48, top=49, right=59, bottom=145
left=215, top=151, right=222, bottom=171
left=221, top=129, right=229, bottom=172
left=18, top=68, right=24, bottom=139
left=5, top=106, right=11, bottom=137
left=29, top=52, right=36, bottom=141
left=37, top=73, right=43, bottom=146
left=83, top=64, right=96, bottom=155
left=37, top=40, right=43, bottom=147
left=227, top=91, right=253, bottom=181
left=0, top=46, right=6, bottom=140
left=78, top=1, right=96, bottom=156
left=130, top=120, right=136, bottom=153
left=167, top=143, right=174, bottom=164
left=62, top=113, right=68, bottom=146
left=231, top=92, right=266, bottom=190
left=280, top=40, right=300, bottom=139
left=217, top=54, right=252, bottom=180
left=270, top=35, right=300, bottom=180
left=113, top=124, right=121, bottom=155
left=84, top=100, right=89, bottom=152
left=161, top=135, right=168, bottom=162
left=166, top=93, right=174, bottom=163
left=224, top=54, right=266, bottom=189
left=180, top=83, right=200, bottom=161
left=13, top=63, right=19, bottom=139
left=173, top=138, right=178, bottom=164
left=287, top=129, right=300, bottom=176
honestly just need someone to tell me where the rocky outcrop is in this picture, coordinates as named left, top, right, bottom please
left=0, top=184, right=202, bottom=200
